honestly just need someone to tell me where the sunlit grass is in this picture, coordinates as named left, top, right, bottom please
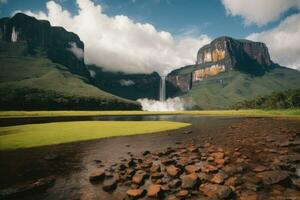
left=0, top=109, right=299, bottom=118
left=0, top=121, right=190, bottom=150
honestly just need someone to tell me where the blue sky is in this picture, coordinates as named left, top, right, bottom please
left=0, top=0, right=292, bottom=38
left=0, top=0, right=299, bottom=73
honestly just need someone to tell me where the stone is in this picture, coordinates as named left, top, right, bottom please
left=143, top=150, right=151, bottom=156
left=151, top=172, right=164, bottom=179
left=150, top=163, right=161, bottom=173
left=252, top=165, right=267, bottom=173
left=89, top=169, right=105, bottom=183
left=102, top=179, right=117, bottom=192
left=239, top=190, right=258, bottom=200
left=132, top=173, right=146, bottom=185
left=147, top=184, right=163, bottom=198
left=210, top=173, right=226, bottom=184
left=199, top=183, right=232, bottom=199
left=166, top=195, right=179, bottom=200
left=200, top=164, right=218, bottom=173
left=166, top=165, right=181, bottom=177
left=185, top=165, right=201, bottom=174
left=257, top=170, right=290, bottom=185
left=176, top=190, right=189, bottom=198
left=211, top=152, right=224, bottom=159
left=224, top=176, right=242, bottom=186
left=126, top=189, right=145, bottom=198
left=168, top=179, right=182, bottom=188
left=181, top=173, right=200, bottom=189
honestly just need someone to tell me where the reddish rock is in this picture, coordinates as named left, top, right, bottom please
left=210, top=173, right=226, bottom=184
left=126, top=189, right=145, bottom=198
left=181, top=173, right=200, bottom=189
left=147, top=184, right=163, bottom=198
left=257, top=170, right=290, bottom=185
left=166, top=165, right=181, bottom=177
left=239, top=190, right=258, bottom=200
left=224, top=176, right=242, bottom=186
left=211, top=152, right=224, bottom=159
left=102, top=179, right=117, bottom=192
left=199, top=183, right=232, bottom=199
left=89, top=169, right=105, bottom=183
left=200, top=164, right=218, bottom=173
left=166, top=195, right=179, bottom=200
left=176, top=190, right=189, bottom=198
left=132, top=173, right=146, bottom=185
left=252, top=165, right=267, bottom=173
left=185, top=165, right=201, bottom=174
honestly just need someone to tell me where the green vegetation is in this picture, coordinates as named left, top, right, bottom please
left=0, top=109, right=299, bottom=118
left=0, top=121, right=190, bottom=150
left=233, top=89, right=300, bottom=109
left=180, top=68, right=300, bottom=109
left=0, top=43, right=140, bottom=110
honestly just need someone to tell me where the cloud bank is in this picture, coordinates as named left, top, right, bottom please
left=20, top=0, right=211, bottom=75
left=221, top=0, right=300, bottom=26
left=247, top=13, right=300, bottom=70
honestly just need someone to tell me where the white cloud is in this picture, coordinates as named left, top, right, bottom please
left=67, top=42, right=84, bottom=59
left=221, top=0, right=300, bottom=26
left=120, top=79, right=135, bottom=86
left=247, top=13, right=300, bottom=70
left=19, top=0, right=211, bottom=75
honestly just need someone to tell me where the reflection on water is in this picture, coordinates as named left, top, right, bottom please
left=0, top=114, right=239, bottom=127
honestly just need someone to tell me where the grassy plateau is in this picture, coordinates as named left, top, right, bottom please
left=0, top=121, right=190, bottom=150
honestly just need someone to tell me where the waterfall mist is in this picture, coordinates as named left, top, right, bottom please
left=138, top=76, right=185, bottom=111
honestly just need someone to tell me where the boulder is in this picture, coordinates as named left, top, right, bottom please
left=166, top=165, right=181, bottom=177
left=185, top=165, right=201, bottom=174
left=89, top=169, right=105, bottom=183
left=168, top=179, right=182, bottom=188
left=199, top=183, right=232, bottom=199
left=210, top=173, right=226, bottom=184
left=102, top=179, right=117, bottom=192
left=257, top=170, right=290, bottom=185
left=176, top=190, right=189, bottom=198
left=132, top=173, right=146, bottom=185
left=147, top=184, right=163, bottom=198
left=126, top=189, right=145, bottom=198
left=181, top=173, right=200, bottom=189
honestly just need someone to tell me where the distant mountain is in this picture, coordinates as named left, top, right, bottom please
left=0, top=13, right=140, bottom=110
left=166, top=36, right=300, bottom=109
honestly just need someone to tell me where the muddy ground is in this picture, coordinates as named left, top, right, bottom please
left=0, top=116, right=299, bottom=200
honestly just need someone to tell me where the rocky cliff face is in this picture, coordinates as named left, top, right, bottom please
left=167, top=36, right=275, bottom=92
left=0, top=13, right=90, bottom=78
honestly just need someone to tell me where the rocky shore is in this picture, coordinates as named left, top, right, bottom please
left=0, top=117, right=299, bottom=199
left=88, top=119, right=300, bottom=200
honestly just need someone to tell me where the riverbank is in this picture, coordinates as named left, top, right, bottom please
left=0, top=116, right=299, bottom=199
left=0, top=109, right=299, bottom=118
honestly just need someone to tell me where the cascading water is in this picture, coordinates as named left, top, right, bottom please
left=159, top=76, right=166, bottom=101
left=137, top=75, right=185, bottom=111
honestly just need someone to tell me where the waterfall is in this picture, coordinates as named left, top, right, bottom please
left=159, top=76, right=166, bottom=101
left=11, top=27, right=18, bottom=42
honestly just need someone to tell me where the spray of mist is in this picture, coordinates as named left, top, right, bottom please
left=138, top=76, right=186, bottom=111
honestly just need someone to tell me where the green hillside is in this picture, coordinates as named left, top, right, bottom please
left=0, top=47, right=140, bottom=110
left=179, top=68, right=300, bottom=109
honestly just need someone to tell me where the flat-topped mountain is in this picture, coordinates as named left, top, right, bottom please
left=0, top=13, right=90, bottom=78
left=0, top=13, right=140, bottom=110
left=166, top=37, right=300, bottom=109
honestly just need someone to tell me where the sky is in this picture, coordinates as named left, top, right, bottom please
left=0, top=0, right=299, bottom=74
